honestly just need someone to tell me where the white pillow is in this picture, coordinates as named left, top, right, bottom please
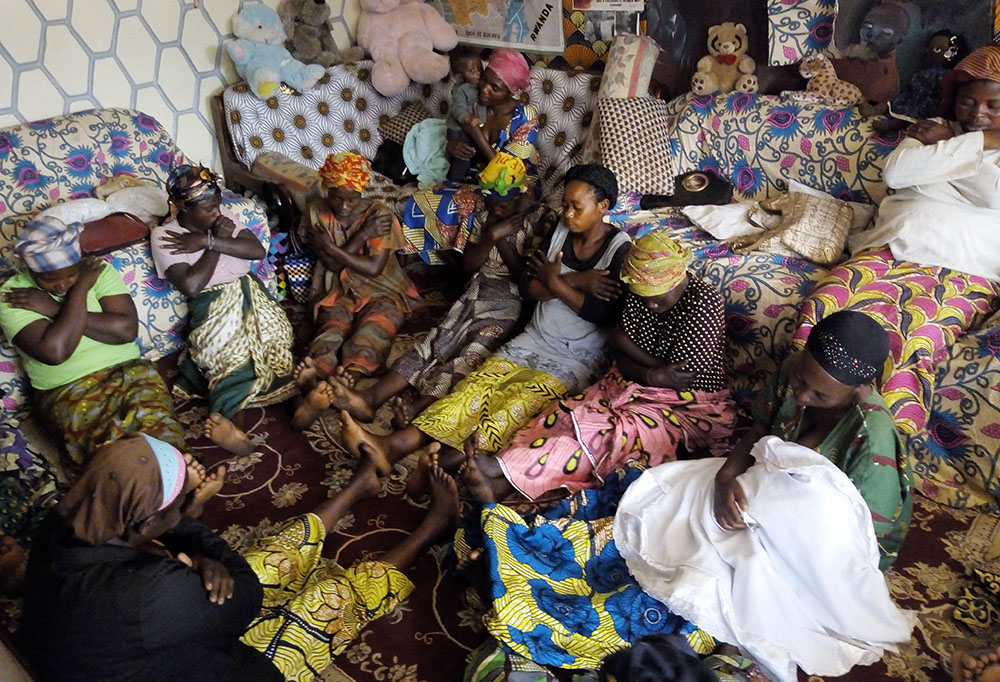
left=36, top=198, right=111, bottom=225
left=105, top=185, right=170, bottom=225
left=786, top=179, right=875, bottom=234
left=682, top=202, right=759, bottom=240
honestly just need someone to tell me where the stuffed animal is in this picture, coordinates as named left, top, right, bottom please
left=798, top=53, right=865, bottom=106
left=356, top=0, right=458, bottom=98
left=278, top=0, right=362, bottom=69
left=225, top=3, right=326, bottom=98
left=691, top=22, right=758, bottom=95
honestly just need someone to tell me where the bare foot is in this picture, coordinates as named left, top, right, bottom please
left=391, top=395, right=418, bottom=429
left=183, top=452, right=206, bottom=493
left=457, top=548, right=483, bottom=573
left=183, top=465, right=227, bottom=518
left=460, top=432, right=496, bottom=503
left=329, top=379, right=375, bottom=422
left=426, top=464, right=460, bottom=532
left=955, top=645, right=1000, bottom=682
left=332, top=365, right=356, bottom=389
left=405, top=442, right=440, bottom=499
left=0, top=535, right=26, bottom=595
left=204, top=413, right=255, bottom=457
left=292, top=381, right=335, bottom=431
left=293, top=356, right=321, bottom=393
left=340, top=410, right=392, bottom=475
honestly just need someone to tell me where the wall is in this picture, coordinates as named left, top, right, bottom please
left=0, top=0, right=360, bottom=170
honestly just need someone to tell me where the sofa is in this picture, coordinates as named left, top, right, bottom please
left=0, top=107, right=276, bottom=419
left=215, top=60, right=603, bottom=210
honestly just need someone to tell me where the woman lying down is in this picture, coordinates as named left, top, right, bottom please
left=613, top=311, right=916, bottom=682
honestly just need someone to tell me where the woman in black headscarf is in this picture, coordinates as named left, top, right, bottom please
left=713, top=310, right=912, bottom=570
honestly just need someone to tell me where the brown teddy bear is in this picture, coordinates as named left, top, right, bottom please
left=278, top=0, right=362, bottom=69
left=691, top=22, right=758, bottom=95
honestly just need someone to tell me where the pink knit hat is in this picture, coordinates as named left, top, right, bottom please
left=487, top=49, right=531, bottom=94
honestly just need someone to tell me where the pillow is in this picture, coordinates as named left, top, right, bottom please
left=36, top=198, right=112, bottom=225
left=80, top=212, right=151, bottom=256
left=380, top=101, right=432, bottom=146
left=766, top=0, right=837, bottom=66
left=104, top=185, right=169, bottom=225
left=597, top=97, right=675, bottom=195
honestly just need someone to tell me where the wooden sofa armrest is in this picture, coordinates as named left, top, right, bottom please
left=210, top=93, right=299, bottom=233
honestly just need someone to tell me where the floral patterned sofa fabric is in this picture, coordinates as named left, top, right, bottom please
left=664, top=92, right=904, bottom=204
left=222, top=61, right=601, bottom=200
left=0, top=108, right=182, bottom=271
left=0, top=110, right=273, bottom=415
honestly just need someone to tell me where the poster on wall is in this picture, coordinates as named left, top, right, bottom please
left=572, top=0, right=644, bottom=10
left=431, top=0, right=565, bottom=54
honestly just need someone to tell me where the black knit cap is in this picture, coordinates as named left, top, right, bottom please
left=564, top=163, right=618, bottom=209
left=599, top=635, right=715, bottom=682
left=806, top=310, right=889, bottom=386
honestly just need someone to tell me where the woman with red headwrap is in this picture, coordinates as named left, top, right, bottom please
left=292, top=151, right=420, bottom=430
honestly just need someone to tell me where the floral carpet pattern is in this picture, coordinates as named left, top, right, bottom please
left=0, top=264, right=998, bottom=681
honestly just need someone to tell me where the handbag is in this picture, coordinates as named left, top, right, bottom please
left=726, top=192, right=853, bottom=265
left=640, top=171, right=734, bottom=209
left=268, top=223, right=315, bottom=304
left=80, top=212, right=150, bottom=255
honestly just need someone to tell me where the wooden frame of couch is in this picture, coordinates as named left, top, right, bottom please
left=210, top=93, right=300, bottom=233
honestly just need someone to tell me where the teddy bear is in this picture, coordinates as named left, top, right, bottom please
left=225, top=3, right=326, bottom=99
left=278, top=0, right=362, bottom=69
left=690, top=22, right=758, bottom=96
left=356, top=0, right=459, bottom=98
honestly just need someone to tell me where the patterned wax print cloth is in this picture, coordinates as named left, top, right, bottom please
left=0, top=416, right=63, bottom=545
left=462, top=461, right=714, bottom=670
left=791, top=248, right=1000, bottom=507
left=174, top=274, right=296, bottom=419
left=497, top=367, right=737, bottom=500
left=35, top=357, right=185, bottom=468
left=241, top=513, right=413, bottom=682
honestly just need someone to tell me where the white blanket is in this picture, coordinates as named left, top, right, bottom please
left=613, top=436, right=915, bottom=682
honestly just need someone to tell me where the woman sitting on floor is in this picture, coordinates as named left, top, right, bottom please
left=152, top=164, right=295, bottom=456
left=293, top=151, right=420, bottom=429
left=463, top=231, right=737, bottom=502
left=20, top=433, right=459, bottom=682
left=339, top=163, right=631, bottom=477
left=0, top=215, right=185, bottom=467
left=612, top=311, right=916, bottom=680
left=326, top=153, right=556, bottom=427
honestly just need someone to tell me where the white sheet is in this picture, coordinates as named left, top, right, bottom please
left=613, top=436, right=915, bottom=682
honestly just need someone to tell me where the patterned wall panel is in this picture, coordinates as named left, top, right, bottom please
left=0, top=0, right=357, bottom=170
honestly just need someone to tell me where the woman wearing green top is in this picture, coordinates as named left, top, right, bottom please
left=714, top=310, right=912, bottom=570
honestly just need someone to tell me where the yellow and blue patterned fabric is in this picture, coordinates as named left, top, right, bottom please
left=465, top=461, right=714, bottom=670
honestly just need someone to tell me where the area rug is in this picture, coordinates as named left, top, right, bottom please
left=1, top=260, right=998, bottom=682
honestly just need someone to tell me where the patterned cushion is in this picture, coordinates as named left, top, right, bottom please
left=0, top=109, right=183, bottom=270
left=597, top=97, right=675, bottom=196
left=767, top=0, right=837, bottom=66
left=379, top=101, right=432, bottom=145
left=583, top=34, right=661, bottom=165
left=665, top=92, right=902, bottom=204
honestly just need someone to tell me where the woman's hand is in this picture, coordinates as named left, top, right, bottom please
left=176, top=552, right=234, bottom=605
left=645, top=360, right=695, bottom=389
left=906, top=118, right=954, bottom=145
left=564, top=269, right=622, bottom=301
left=360, top=212, right=393, bottom=241
left=486, top=214, right=523, bottom=242
left=163, top=229, right=208, bottom=255
left=447, top=138, right=476, bottom=161
left=2, top=287, right=61, bottom=317
left=212, top=215, right=239, bottom=239
left=76, top=257, right=105, bottom=290
left=713, top=470, right=749, bottom=531
left=529, top=250, right=563, bottom=287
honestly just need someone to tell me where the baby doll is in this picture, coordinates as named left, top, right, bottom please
left=891, top=30, right=969, bottom=120
left=446, top=45, right=486, bottom=182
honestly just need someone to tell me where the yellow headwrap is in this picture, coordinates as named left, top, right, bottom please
left=479, top=151, right=527, bottom=199
left=318, top=152, right=371, bottom=193
left=620, top=231, right=692, bottom=297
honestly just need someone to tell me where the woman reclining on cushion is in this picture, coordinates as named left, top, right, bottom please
left=0, top=216, right=185, bottom=468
